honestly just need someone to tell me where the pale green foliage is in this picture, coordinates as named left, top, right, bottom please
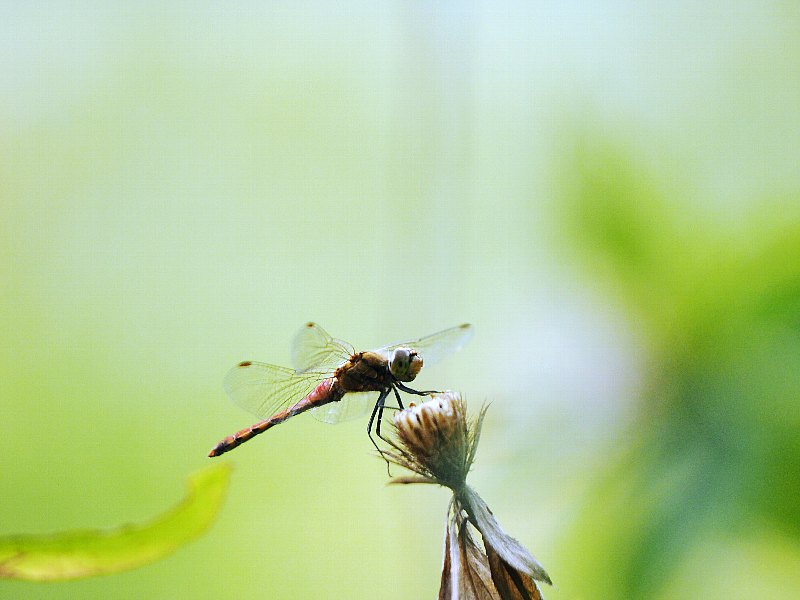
left=0, top=464, right=231, bottom=581
left=556, top=141, right=800, bottom=599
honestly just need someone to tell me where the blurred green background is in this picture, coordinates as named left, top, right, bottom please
left=2, top=2, right=799, bottom=598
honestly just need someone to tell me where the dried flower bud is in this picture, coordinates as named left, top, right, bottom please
left=394, top=393, right=460, bottom=456
left=386, top=393, right=552, bottom=599
left=388, top=392, right=480, bottom=491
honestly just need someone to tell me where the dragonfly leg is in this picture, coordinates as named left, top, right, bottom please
left=367, top=389, right=392, bottom=474
left=392, top=387, right=405, bottom=410
left=375, top=395, right=393, bottom=445
left=395, top=381, right=439, bottom=396
left=372, top=387, right=403, bottom=437
left=367, top=388, right=390, bottom=439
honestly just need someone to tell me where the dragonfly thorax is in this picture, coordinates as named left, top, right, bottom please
left=334, top=351, right=395, bottom=393
left=388, top=347, right=423, bottom=382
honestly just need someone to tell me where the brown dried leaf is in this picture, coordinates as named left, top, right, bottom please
left=388, top=476, right=439, bottom=485
left=485, top=542, right=544, bottom=600
left=461, top=486, right=551, bottom=585
left=439, top=519, right=455, bottom=600
left=458, top=521, right=499, bottom=600
left=439, top=516, right=501, bottom=600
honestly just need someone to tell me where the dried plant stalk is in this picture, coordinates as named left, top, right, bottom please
left=385, top=393, right=551, bottom=600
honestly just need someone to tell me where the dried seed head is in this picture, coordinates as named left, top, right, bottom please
left=394, top=393, right=459, bottom=454
left=386, top=394, right=552, bottom=597
left=388, top=392, right=484, bottom=491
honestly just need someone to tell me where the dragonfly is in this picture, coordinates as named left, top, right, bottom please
left=208, top=322, right=473, bottom=458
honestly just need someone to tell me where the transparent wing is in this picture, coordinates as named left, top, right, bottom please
left=377, top=323, right=474, bottom=369
left=291, top=322, right=354, bottom=373
left=223, top=361, right=331, bottom=420
left=310, top=391, right=376, bottom=424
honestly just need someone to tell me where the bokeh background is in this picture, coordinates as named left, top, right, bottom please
left=2, top=2, right=799, bottom=598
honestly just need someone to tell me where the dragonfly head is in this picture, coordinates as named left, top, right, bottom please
left=389, top=347, right=423, bottom=382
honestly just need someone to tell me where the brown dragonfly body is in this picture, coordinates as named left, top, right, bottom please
left=209, top=377, right=343, bottom=457
left=209, top=323, right=473, bottom=458
left=209, top=352, right=395, bottom=456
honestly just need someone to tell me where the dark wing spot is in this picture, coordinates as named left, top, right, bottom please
left=306, top=322, right=315, bottom=328
left=459, top=323, right=471, bottom=329
left=238, top=361, right=253, bottom=367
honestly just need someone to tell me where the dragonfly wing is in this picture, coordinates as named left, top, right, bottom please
left=291, top=322, right=354, bottom=373
left=310, top=391, right=375, bottom=424
left=377, top=324, right=474, bottom=369
left=223, top=361, right=331, bottom=420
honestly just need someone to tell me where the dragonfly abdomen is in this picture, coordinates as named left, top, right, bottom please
left=208, top=379, right=343, bottom=457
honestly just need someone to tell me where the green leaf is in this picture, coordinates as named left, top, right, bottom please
left=0, top=464, right=231, bottom=581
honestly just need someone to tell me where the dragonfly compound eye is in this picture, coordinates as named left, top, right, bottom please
left=389, top=347, right=423, bottom=382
